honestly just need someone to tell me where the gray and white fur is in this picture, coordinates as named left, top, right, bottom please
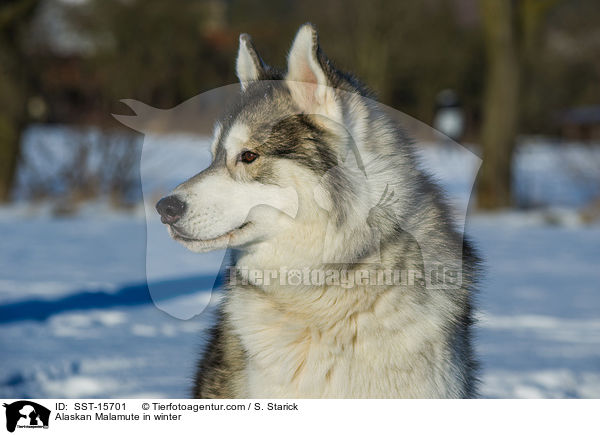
left=156, top=24, right=480, bottom=398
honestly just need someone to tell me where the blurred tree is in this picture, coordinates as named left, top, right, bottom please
left=477, top=0, right=560, bottom=209
left=297, top=0, right=484, bottom=126
left=66, top=0, right=234, bottom=118
left=521, top=0, right=600, bottom=135
left=477, top=0, right=520, bottom=209
left=0, top=0, right=40, bottom=202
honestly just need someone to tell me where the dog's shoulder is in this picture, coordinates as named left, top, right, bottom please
left=193, top=306, right=248, bottom=398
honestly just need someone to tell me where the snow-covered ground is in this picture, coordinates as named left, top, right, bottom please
left=1, top=130, right=599, bottom=398
left=471, top=213, right=600, bottom=398
left=1, top=208, right=598, bottom=398
left=0, top=206, right=220, bottom=398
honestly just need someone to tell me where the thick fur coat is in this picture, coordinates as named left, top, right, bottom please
left=157, top=24, right=480, bottom=398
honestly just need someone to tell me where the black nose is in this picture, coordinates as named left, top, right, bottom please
left=156, top=195, right=186, bottom=224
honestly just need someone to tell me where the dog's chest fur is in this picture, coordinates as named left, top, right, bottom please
left=224, top=282, right=462, bottom=398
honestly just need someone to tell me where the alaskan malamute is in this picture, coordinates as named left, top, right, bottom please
left=156, top=24, right=480, bottom=398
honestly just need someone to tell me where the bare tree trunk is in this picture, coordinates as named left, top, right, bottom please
left=0, top=118, right=21, bottom=202
left=477, top=0, right=521, bottom=209
left=0, top=0, right=39, bottom=202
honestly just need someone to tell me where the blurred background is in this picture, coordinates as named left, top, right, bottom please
left=0, top=0, right=599, bottom=398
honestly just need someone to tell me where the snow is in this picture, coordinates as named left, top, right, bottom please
left=470, top=213, right=600, bottom=398
left=1, top=130, right=599, bottom=398
left=418, top=138, right=600, bottom=209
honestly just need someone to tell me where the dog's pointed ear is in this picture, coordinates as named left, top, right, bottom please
left=286, top=24, right=327, bottom=87
left=285, top=24, right=339, bottom=117
left=236, top=34, right=266, bottom=90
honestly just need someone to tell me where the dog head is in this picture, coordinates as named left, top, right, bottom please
left=157, top=24, right=382, bottom=264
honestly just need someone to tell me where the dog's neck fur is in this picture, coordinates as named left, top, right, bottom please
left=223, top=216, right=467, bottom=398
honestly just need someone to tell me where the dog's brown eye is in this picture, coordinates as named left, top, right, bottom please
left=240, top=150, right=259, bottom=164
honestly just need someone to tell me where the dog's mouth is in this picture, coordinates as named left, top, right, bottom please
left=169, top=222, right=251, bottom=244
